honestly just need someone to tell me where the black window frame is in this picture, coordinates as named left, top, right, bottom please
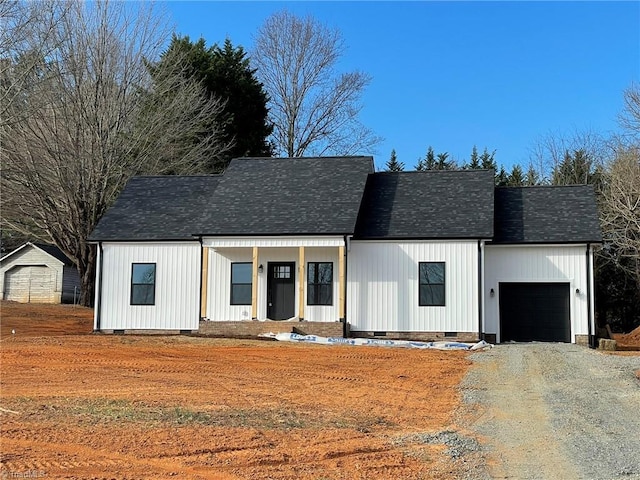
left=130, top=263, right=156, bottom=306
left=419, top=262, right=446, bottom=307
left=230, top=262, right=252, bottom=305
left=307, top=262, right=333, bottom=306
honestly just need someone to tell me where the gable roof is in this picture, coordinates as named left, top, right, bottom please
left=194, top=156, right=374, bottom=236
left=354, top=170, right=495, bottom=239
left=89, top=156, right=374, bottom=241
left=0, top=242, right=73, bottom=266
left=89, top=176, right=222, bottom=241
left=492, top=185, right=603, bottom=244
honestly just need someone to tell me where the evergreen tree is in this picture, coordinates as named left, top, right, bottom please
left=424, top=146, right=437, bottom=170
left=551, top=149, right=594, bottom=185
left=495, top=165, right=509, bottom=186
left=150, top=35, right=273, bottom=172
left=385, top=149, right=404, bottom=171
left=525, top=164, right=541, bottom=186
left=467, top=145, right=481, bottom=169
left=480, top=148, right=497, bottom=171
left=508, top=164, right=525, bottom=186
left=436, top=152, right=451, bottom=170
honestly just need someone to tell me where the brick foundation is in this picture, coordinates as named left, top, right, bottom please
left=197, top=320, right=344, bottom=338
left=350, top=330, right=480, bottom=343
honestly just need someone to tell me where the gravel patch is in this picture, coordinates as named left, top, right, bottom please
left=458, top=343, right=640, bottom=480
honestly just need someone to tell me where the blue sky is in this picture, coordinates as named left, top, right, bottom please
left=165, top=1, right=639, bottom=171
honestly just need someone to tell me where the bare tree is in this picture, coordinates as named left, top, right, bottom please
left=620, top=82, right=640, bottom=138
left=252, top=10, right=381, bottom=157
left=527, top=128, right=609, bottom=184
left=1, top=0, right=229, bottom=305
left=600, top=146, right=640, bottom=274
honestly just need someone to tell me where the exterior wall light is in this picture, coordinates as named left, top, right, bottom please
left=490, top=288, right=495, bottom=297
left=258, top=264, right=264, bottom=274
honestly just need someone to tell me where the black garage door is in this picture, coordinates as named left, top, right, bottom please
left=500, top=283, right=571, bottom=343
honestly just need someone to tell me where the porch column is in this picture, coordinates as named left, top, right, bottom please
left=339, top=245, right=345, bottom=321
left=252, top=246, right=258, bottom=320
left=298, top=246, right=305, bottom=321
left=200, top=246, right=209, bottom=319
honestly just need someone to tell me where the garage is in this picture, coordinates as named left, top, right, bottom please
left=499, top=283, right=571, bottom=343
left=5, top=265, right=55, bottom=303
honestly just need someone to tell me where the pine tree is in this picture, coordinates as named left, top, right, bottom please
left=425, top=146, right=437, bottom=170
left=495, top=165, right=509, bottom=186
left=468, top=145, right=481, bottom=169
left=525, top=164, right=540, bottom=186
left=436, top=152, right=451, bottom=170
left=480, top=148, right=497, bottom=171
left=508, top=164, right=525, bottom=186
left=385, top=149, right=404, bottom=172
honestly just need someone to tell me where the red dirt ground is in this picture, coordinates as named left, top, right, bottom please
left=0, top=301, right=472, bottom=479
left=612, top=325, right=640, bottom=348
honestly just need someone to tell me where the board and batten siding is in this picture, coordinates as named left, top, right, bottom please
left=98, top=242, right=200, bottom=330
left=484, top=244, right=589, bottom=343
left=1, top=246, right=64, bottom=303
left=205, top=246, right=340, bottom=322
left=347, top=241, right=479, bottom=334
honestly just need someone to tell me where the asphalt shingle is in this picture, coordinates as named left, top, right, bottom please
left=492, top=185, right=603, bottom=244
left=194, top=156, right=374, bottom=236
left=89, top=176, right=221, bottom=241
left=354, top=170, right=495, bottom=239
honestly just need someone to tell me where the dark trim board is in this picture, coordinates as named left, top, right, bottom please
left=500, top=282, right=571, bottom=343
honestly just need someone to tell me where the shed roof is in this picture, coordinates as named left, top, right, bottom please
left=491, top=185, right=603, bottom=244
left=354, top=170, right=495, bottom=239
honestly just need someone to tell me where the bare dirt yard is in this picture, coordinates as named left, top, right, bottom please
left=0, top=301, right=472, bottom=480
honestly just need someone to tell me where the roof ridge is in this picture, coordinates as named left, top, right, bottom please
left=496, top=184, right=593, bottom=189
left=373, top=169, right=494, bottom=175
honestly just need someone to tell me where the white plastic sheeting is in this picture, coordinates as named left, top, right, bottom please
left=261, top=332, right=492, bottom=350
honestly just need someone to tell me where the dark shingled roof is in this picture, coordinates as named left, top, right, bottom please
left=492, top=185, right=602, bottom=244
left=354, top=170, right=495, bottom=239
left=89, top=176, right=222, bottom=241
left=36, top=244, right=74, bottom=266
left=90, top=156, right=374, bottom=241
left=194, top=156, right=374, bottom=236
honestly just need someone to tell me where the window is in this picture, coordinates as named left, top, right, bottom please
left=273, top=265, right=291, bottom=278
left=307, top=262, right=333, bottom=305
left=231, top=263, right=252, bottom=305
left=131, top=263, right=156, bottom=305
left=419, top=262, right=445, bottom=306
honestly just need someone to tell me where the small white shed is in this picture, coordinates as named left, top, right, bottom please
left=0, top=242, right=81, bottom=304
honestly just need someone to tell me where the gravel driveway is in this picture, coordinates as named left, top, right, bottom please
left=458, top=343, right=640, bottom=480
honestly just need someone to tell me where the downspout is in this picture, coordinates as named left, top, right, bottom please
left=587, top=243, right=596, bottom=348
left=343, top=235, right=350, bottom=338
left=477, top=240, right=484, bottom=341
left=198, top=236, right=204, bottom=324
left=95, top=242, right=104, bottom=332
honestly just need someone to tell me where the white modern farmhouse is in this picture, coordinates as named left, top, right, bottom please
left=89, top=156, right=602, bottom=344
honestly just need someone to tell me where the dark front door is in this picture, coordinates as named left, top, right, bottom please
left=500, top=283, right=571, bottom=343
left=267, top=262, right=295, bottom=320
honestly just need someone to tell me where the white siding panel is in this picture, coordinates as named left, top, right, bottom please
left=100, top=243, right=200, bottom=330
left=484, top=245, right=588, bottom=343
left=206, top=246, right=340, bottom=322
left=347, top=241, right=479, bottom=333
left=204, top=237, right=344, bottom=248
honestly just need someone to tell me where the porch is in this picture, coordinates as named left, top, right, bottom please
left=201, top=236, right=347, bottom=324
